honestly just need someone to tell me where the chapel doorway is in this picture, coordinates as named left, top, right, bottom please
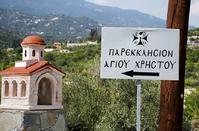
left=38, top=77, right=52, bottom=105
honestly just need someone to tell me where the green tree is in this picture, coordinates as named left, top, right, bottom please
left=184, top=87, right=199, bottom=130
left=63, top=56, right=160, bottom=131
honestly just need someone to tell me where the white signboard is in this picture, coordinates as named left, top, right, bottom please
left=100, top=27, right=179, bottom=80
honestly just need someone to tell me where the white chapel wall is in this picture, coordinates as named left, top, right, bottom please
left=1, top=75, right=30, bottom=106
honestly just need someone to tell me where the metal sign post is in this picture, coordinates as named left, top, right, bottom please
left=136, top=80, right=141, bottom=131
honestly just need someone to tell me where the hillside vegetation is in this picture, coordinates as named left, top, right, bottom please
left=188, top=28, right=199, bottom=36
left=185, top=46, right=199, bottom=88
left=0, top=43, right=198, bottom=130
left=0, top=28, right=22, bottom=49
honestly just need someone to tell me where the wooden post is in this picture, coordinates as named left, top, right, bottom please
left=158, top=0, right=191, bottom=131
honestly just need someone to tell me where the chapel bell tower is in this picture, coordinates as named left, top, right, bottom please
left=21, top=35, right=45, bottom=61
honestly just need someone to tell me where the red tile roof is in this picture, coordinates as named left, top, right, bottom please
left=0, top=61, right=65, bottom=76
left=21, top=35, right=46, bottom=45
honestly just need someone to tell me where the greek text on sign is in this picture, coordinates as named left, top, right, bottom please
left=100, top=27, right=179, bottom=80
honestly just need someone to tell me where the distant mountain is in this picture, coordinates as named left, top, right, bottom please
left=0, top=0, right=165, bottom=27
left=0, top=9, right=99, bottom=43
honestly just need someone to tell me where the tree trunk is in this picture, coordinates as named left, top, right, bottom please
left=159, top=0, right=191, bottom=131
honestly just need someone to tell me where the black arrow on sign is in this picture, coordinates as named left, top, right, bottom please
left=122, top=70, right=159, bottom=77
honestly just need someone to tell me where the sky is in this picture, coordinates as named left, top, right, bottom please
left=86, top=0, right=199, bottom=27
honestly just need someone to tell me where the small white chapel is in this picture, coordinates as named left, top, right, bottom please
left=0, top=35, right=65, bottom=110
